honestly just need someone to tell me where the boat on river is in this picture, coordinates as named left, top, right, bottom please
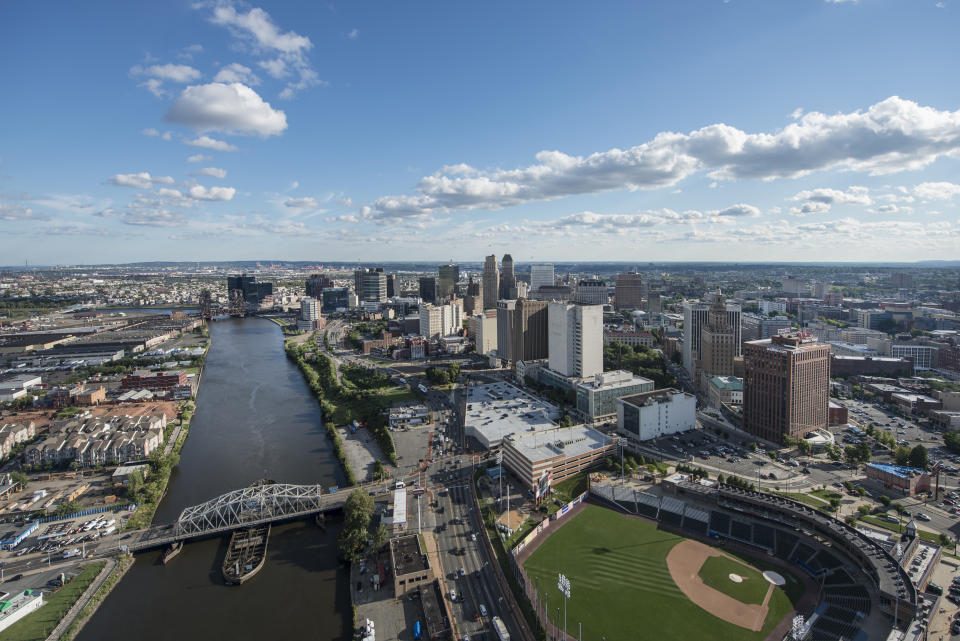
left=222, top=523, right=270, bottom=585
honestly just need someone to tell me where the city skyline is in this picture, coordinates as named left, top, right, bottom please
left=2, top=1, right=960, bottom=265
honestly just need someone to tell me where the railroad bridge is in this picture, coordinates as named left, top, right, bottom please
left=126, top=481, right=384, bottom=552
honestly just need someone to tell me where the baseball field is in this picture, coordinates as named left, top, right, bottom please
left=522, top=504, right=806, bottom=641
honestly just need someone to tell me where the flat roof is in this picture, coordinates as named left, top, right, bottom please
left=390, top=534, right=428, bottom=575
left=505, top=424, right=611, bottom=464
left=867, top=462, right=927, bottom=479
left=620, top=388, right=692, bottom=407
left=393, top=488, right=406, bottom=525
left=465, top=382, right=561, bottom=445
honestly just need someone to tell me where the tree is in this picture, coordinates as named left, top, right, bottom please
left=372, top=460, right=388, bottom=482
left=126, top=470, right=145, bottom=500
left=54, top=501, right=81, bottom=516
left=829, top=498, right=841, bottom=511
left=894, top=446, right=911, bottom=466
left=558, top=414, right=574, bottom=428
left=892, top=502, right=905, bottom=515
left=10, top=471, right=28, bottom=489
left=844, top=446, right=859, bottom=466
left=371, top=524, right=388, bottom=551
left=858, top=504, right=871, bottom=516
left=909, top=445, right=929, bottom=470
left=797, top=439, right=811, bottom=456
left=879, top=495, right=891, bottom=507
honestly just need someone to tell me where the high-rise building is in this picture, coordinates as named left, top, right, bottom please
left=891, top=273, right=914, bottom=289
left=483, top=255, right=499, bottom=311
left=297, top=296, right=322, bottom=331
left=418, top=277, right=437, bottom=304
left=699, top=295, right=737, bottom=380
left=614, top=272, right=643, bottom=310
left=781, top=277, right=807, bottom=297
left=469, top=310, right=498, bottom=355
left=419, top=302, right=463, bottom=339
left=354, top=268, right=387, bottom=302
left=647, top=292, right=661, bottom=314
left=227, top=274, right=273, bottom=307
left=320, top=287, right=350, bottom=313
left=496, top=299, right=516, bottom=361
left=574, top=279, right=607, bottom=305
left=306, top=274, right=333, bottom=299
left=499, top=254, right=516, bottom=300
left=529, top=264, right=555, bottom=293
left=743, top=333, right=830, bottom=442
left=464, top=277, right=483, bottom=316
left=682, top=297, right=742, bottom=380
left=437, top=263, right=459, bottom=300
left=511, top=299, right=549, bottom=363
left=386, top=274, right=396, bottom=298
left=548, top=303, right=603, bottom=378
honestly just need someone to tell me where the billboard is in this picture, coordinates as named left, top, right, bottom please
left=534, top=469, right=552, bottom=502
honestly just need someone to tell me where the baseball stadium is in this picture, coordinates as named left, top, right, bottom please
left=511, top=477, right=919, bottom=641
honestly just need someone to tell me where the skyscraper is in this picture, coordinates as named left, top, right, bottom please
left=614, top=272, right=643, bottom=310
left=418, top=276, right=437, bottom=304
left=386, top=273, right=396, bottom=298
left=511, top=298, right=548, bottom=363
left=548, top=303, right=603, bottom=378
left=227, top=274, right=273, bottom=308
left=306, top=273, right=333, bottom=299
left=499, top=254, right=516, bottom=299
left=354, top=268, right=387, bottom=302
left=437, top=263, right=459, bottom=300
left=573, top=279, right=607, bottom=305
left=682, top=297, right=742, bottom=381
left=419, top=302, right=462, bottom=339
left=496, top=299, right=516, bottom=362
left=464, top=277, right=482, bottom=316
left=529, top=264, right=555, bottom=293
left=743, top=333, right=830, bottom=442
left=699, top=295, right=737, bottom=380
left=483, top=255, right=499, bottom=310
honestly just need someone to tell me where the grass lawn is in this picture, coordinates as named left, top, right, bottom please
left=858, top=515, right=903, bottom=533
left=523, top=504, right=802, bottom=641
left=698, top=555, right=769, bottom=605
left=0, top=562, right=105, bottom=641
left=551, top=472, right=589, bottom=504
left=779, top=492, right=829, bottom=509
left=810, top=489, right=843, bottom=502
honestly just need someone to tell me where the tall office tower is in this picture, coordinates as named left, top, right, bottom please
left=483, top=255, right=500, bottom=311
left=496, top=299, right=517, bottom=361
left=812, top=281, right=827, bottom=299
left=469, top=309, right=498, bottom=355
left=499, top=254, right=517, bottom=299
left=614, top=272, right=643, bottom=310
left=529, top=264, right=555, bottom=293
left=354, top=267, right=387, bottom=302
left=306, top=274, right=333, bottom=299
left=743, top=333, right=830, bottom=442
left=548, top=303, right=603, bottom=378
left=437, top=263, right=460, bottom=300
left=300, top=297, right=320, bottom=322
left=418, top=276, right=437, bottom=304
left=511, top=298, right=549, bottom=363
left=227, top=274, right=274, bottom=307
left=682, top=296, right=742, bottom=380
left=386, top=274, right=396, bottom=298
left=464, top=277, right=483, bottom=316
left=647, top=292, right=662, bottom=314
left=573, top=279, right=607, bottom=305
left=699, top=295, right=737, bottom=379
left=419, top=302, right=462, bottom=339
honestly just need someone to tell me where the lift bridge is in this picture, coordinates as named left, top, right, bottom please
left=126, top=481, right=381, bottom=552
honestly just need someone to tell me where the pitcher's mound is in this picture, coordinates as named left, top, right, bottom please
left=729, top=574, right=744, bottom=583
left=763, top=570, right=786, bottom=586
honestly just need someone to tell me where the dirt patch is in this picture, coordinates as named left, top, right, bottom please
left=666, top=539, right=773, bottom=631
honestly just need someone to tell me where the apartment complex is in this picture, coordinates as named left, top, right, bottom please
left=743, top=333, right=830, bottom=443
left=419, top=302, right=463, bottom=340
left=121, top=370, right=188, bottom=392
left=24, top=413, right=167, bottom=468
left=548, top=303, right=603, bottom=379
left=469, top=310, right=498, bottom=356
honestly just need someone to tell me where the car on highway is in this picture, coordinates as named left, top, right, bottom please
left=917, top=513, right=932, bottom=521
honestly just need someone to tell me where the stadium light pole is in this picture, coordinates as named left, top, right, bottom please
left=558, top=573, right=571, bottom=641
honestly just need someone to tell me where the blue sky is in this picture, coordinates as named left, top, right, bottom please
left=1, top=0, right=959, bottom=265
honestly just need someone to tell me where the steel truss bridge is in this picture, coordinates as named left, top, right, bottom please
left=126, top=481, right=383, bottom=552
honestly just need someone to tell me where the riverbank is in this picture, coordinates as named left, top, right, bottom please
left=53, top=555, right=135, bottom=641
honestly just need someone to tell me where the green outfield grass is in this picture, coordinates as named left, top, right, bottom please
left=697, top=555, right=769, bottom=605
left=523, top=504, right=802, bottom=641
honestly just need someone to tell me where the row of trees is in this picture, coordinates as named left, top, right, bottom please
left=425, top=362, right=460, bottom=386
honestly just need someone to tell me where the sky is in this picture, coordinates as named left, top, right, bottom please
left=1, top=0, right=960, bottom=266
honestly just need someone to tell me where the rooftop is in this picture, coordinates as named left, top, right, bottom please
left=866, top=462, right=928, bottom=479
left=620, top=388, right=692, bottom=407
left=390, top=534, right=428, bottom=575
left=708, top=376, right=743, bottom=391
left=504, top=424, right=611, bottom=463
left=577, top=370, right=653, bottom=391
left=465, top=382, right=561, bottom=444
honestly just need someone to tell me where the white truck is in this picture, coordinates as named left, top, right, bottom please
left=491, top=616, right=510, bottom=641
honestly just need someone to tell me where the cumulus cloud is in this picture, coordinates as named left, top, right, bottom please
left=188, top=185, right=236, bottom=201
left=205, top=3, right=321, bottom=99
left=131, top=63, right=202, bottom=96
left=0, top=203, right=48, bottom=221
left=913, top=181, right=960, bottom=200
left=284, top=197, right=322, bottom=209
left=122, top=210, right=188, bottom=226
left=109, top=172, right=175, bottom=189
left=166, top=82, right=287, bottom=136
left=187, top=154, right=211, bottom=163
left=155, top=188, right=183, bottom=199
left=185, top=135, right=239, bottom=152
left=362, top=97, right=960, bottom=219
left=214, top=63, right=260, bottom=85
left=142, top=128, right=173, bottom=140
left=789, top=186, right=872, bottom=215
left=194, top=167, right=227, bottom=179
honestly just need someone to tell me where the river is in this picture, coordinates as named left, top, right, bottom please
left=76, top=318, right=351, bottom=641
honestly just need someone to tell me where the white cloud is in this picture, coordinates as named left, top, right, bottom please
left=142, top=128, right=173, bottom=140
left=187, top=154, right=211, bottom=163
left=122, top=210, right=188, bottom=226
left=284, top=197, right=322, bottom=209
left=0, top=203, right=48, bottom=221
left=188, top=185, right=236, bottom=201
left=134, top=63, right=202, bottom=83
left=166, top=82, right=287, bottom=136
left=142, top=128, right=160, bottom=137
left=195, top=167, right=227, bottom=179
left=155, top=188, right=184, bottom=198
left=214, top=63, right=261, bottom=85
left=347, top=28, right=359, bottom=39
left=788, top=185, right=872, bottom=215
left=362, top=96, right=960, bottom=219
left=258, top=58, right=289, bottom=78
left=109, top=172, right=175, bottom=189
left=140, top=78, right=166, bottom=98
left=185, top=135, right=239, bottom=152
left=177, top=44, right=204, bottom=61
left=913, top=181, right=960, bottom=200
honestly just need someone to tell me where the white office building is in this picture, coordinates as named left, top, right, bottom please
left=616, top=388, right=697, bottom=442
left=548, top=303, right=603, bottom=379
left=469, top=310, right=498, bottom=356
left=529, top=264, right=555, bottom=293
left=419, top=302, right=463, bottom=340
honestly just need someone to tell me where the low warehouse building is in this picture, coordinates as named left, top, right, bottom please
left=616, top=388, right=697, bottom=443
left=864, top=462, right=930, bottom=497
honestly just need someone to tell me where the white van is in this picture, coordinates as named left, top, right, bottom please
left=395, top=481, right=405, bottom=489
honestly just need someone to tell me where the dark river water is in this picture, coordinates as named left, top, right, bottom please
left=76, top=318, right=350, bottom=641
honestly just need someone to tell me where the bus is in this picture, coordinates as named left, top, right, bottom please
left=491, top=616, right=510, bottom=641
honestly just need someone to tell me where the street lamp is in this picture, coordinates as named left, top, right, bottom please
left=558, top=573, right=571, bottom=641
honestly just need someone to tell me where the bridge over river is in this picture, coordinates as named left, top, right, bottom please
left=124, top=481, right=388, bottom=552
